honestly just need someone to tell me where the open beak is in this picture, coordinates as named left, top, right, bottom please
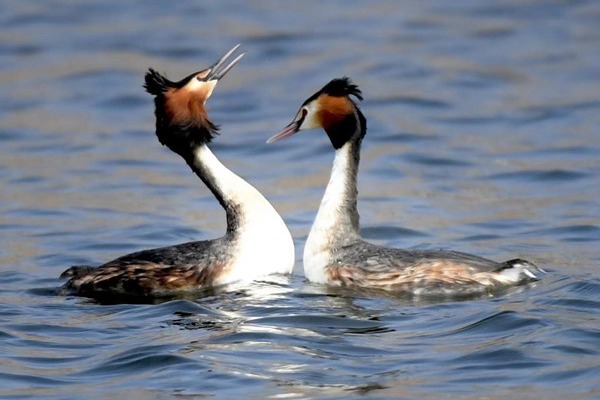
left=266, top=120, right=301, bottom=143
left=204, top=44, right=245, bottom=81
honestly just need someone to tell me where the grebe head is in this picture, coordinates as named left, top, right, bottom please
left=267, top=77, right=365, bottom=149
left=144, top=45, right=244, bottom=154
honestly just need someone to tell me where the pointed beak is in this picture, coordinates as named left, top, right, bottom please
left=205, top=44, right=245, bottom=81
left=266, top=120, right=301, bottom=143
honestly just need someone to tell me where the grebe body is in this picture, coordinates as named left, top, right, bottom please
left=268, top=77, right=542, bottom=297
left=61, top=46, right=294, bottom=300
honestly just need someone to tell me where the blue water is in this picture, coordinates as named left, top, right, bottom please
left=1, top=0, right=599, bottom=399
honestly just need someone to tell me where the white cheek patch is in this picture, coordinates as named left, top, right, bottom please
left=185, top=79, right=218, bottom=103
left=299, top=103, right=320, bottom=130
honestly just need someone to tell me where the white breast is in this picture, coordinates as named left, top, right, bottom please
left=229, top=192, right=296, bottom=282
left=194, top=145, right=295, bottom=285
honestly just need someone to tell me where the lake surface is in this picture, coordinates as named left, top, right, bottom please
left=1, top=1, right=599, bottom=399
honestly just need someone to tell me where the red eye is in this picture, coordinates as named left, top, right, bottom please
left=302, top=108, right=308, bottom=117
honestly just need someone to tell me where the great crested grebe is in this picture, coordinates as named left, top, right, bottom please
left=268, top=77, right=543, bottom=297
left=60, top=45, right=295, bottom=300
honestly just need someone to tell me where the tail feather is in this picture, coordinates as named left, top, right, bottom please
left=496, top=258, right=545, bottom=284
left=60, top=265, right=96, bottom=279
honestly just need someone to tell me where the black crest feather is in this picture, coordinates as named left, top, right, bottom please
left=321, top=77, right=363, bottom=101
left=144, top=68, right=176, bottom=95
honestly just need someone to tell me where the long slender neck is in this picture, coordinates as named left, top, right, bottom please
left=317, top=139, right=361, bottom=237
left=187, top=144, right=259, bottom=236
left=186, top=143, right=294, bottom=277
left=307, top=115, right=364, bottom=250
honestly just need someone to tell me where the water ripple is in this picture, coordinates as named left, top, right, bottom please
left=488, top=169, right=590, bottom=183
left=525, top=225, right=600, bottom=243
left=369, top=95, right=451, bottom=109
left=80, top=347, right=196, bottom=377
left=450, top=310, right=549, bottom=336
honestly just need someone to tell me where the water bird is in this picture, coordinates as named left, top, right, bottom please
left=61, top=45, right=295, bottom=300
left=267, top=77, right=542, bottom=297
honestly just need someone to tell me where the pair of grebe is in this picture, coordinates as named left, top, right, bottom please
left=61, top=45, right=542, bottom=300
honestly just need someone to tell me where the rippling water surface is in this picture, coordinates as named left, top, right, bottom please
left=1, top=1, right=599, bottom=399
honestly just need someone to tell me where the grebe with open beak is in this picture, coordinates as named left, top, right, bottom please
left=61, top=45, right=294, bottom=301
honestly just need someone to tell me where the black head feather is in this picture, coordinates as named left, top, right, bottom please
left=144, top=68, right=176, bottom=95
left=302, top=77, right=363, bottom=107
left=321, top=77, right=363, bottom=101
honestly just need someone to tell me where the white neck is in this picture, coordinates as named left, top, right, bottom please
left=191, top=144, right=295, bottom=282
left=303, top=140, right=361, bottom=283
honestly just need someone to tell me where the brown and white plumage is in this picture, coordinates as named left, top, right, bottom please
left=61, top=45, right=294, bottom=301
left=268, top=77, right=543, bottom=297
